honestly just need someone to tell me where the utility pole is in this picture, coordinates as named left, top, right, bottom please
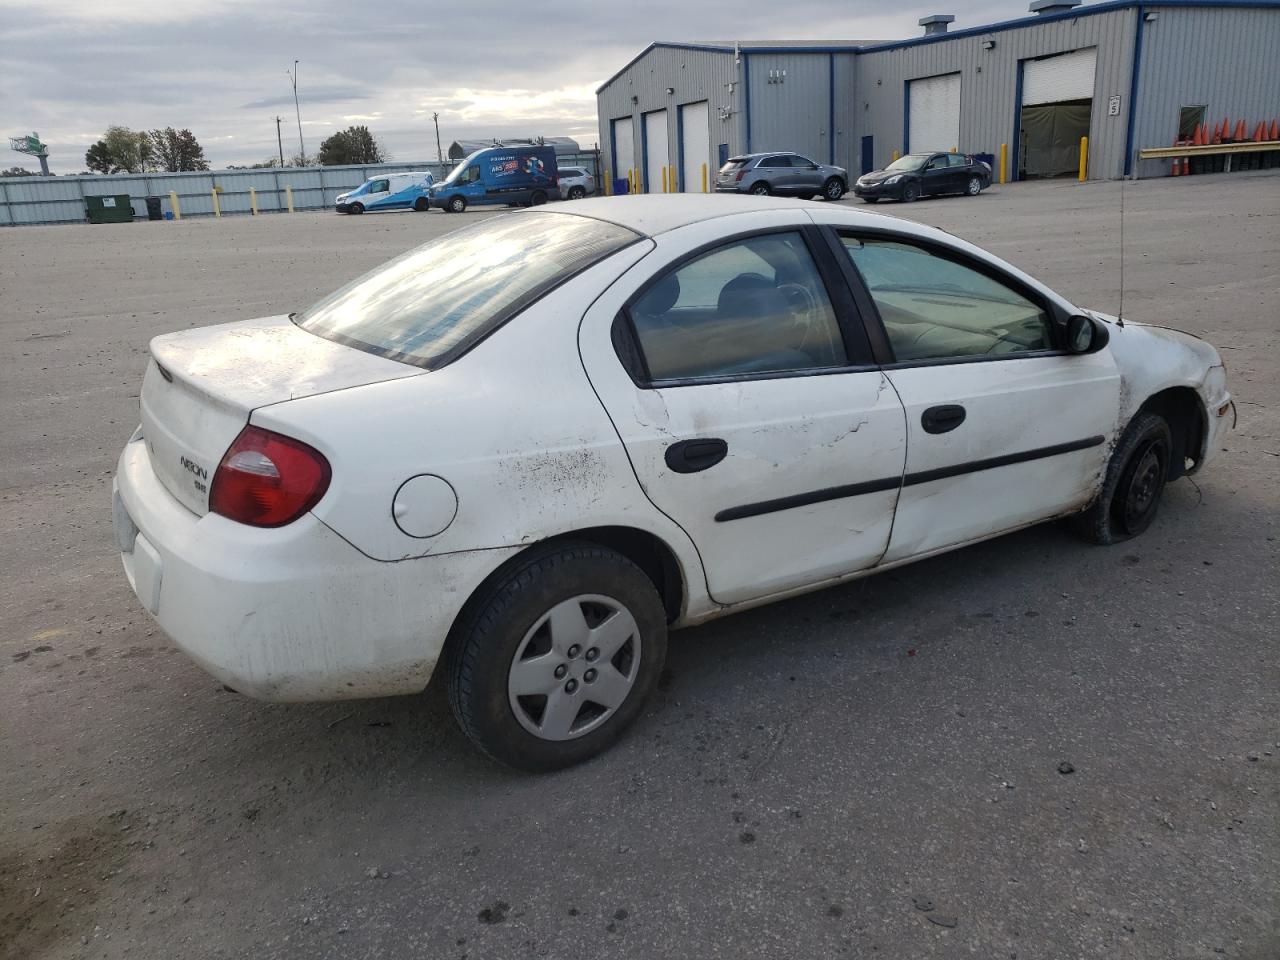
left=275, top=116, right=285, bottom=167
left=287, top=61, right=305, bottom=163
left=433, top=112, right=444, bottom=170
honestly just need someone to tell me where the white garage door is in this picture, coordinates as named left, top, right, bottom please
left=612, top=116, right=635, bottom=187
left=680, top=101, right=710, bottom=193
left=644, top=110, right=669, bottom=192
left=908, top=73, right=961, bottom=153
left=1023, top=48, right=1097, bottom=105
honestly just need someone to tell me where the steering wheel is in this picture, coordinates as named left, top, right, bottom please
left=777, top=282, right=840, bottom=361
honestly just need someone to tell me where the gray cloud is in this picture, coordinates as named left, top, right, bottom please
left=0, top=0, right=1032, bottom=173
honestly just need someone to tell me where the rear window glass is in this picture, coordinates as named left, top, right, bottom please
left=296, top=213, right=639, bottom=369
left=719, top=159, right=747, bottom=173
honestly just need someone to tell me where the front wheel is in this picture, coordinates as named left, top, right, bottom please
left=413, top=197, right=429, bottom=212
left=349, top=202, right=364, bottom=215
left=823, top=177, right=845, bottom=201
left=444, top=543, right=667, bottom=771
left=900, top=182, right=920, bottom=203
left=966, top=176, right=983, bottom=196
left=530, top=190, right=548, bottom=206
left=447, top=195, right=467, bottom=213
left=1071, top=412, right=1173, bottom=545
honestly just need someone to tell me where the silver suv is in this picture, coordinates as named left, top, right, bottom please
left=557, top=166, right=596, bottom=200
left=715, top=152, right=848, bottom=200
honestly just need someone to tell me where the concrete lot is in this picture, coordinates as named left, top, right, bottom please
left=1, top=174, right=1277, bottom=960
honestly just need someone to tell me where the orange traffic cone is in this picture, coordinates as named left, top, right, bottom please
left=1253, top=122, right=1266, bottom=142
left=1212, top=122, right=1223, bottom=144
left=1270, top=120, right=1279, bottom=141
left=1233, top=119, right=1247, bottom=141
left=1171, top=138, right=1182, bottom=176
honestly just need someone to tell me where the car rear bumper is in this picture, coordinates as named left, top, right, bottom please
left=113, top=432, right=515, bottom=702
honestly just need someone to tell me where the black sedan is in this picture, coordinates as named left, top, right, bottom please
left=853, top=152, right=991, bottom=203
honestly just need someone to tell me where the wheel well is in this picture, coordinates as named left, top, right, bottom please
left=541, top=527, right=684, bottom=622
left=1139, top=386, right=1205, bottom=480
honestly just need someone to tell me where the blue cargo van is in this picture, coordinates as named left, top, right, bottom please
left=335, top=172, right=434, bottom=214
left=429, top=146, right=558, bottom=213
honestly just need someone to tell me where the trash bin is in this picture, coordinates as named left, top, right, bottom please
left=145, top=196, right=163, bottom=221
left=613, top=178, right=630, bottom=196
left=85, top=195, right=134, bottom=224
left=974, top=152, right=995, bottom=172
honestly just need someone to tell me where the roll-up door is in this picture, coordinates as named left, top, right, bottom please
left=679, top=101, right=710, bottom=193
left=1019, top=48, right=1096, bottom=179
left=612, top=116, right=635, bottom=187
left=644, top=110, right=669, bottom=192
left=908, top=73, right=961, bottom=153
left=1023, top=48, right=1097, bottom=105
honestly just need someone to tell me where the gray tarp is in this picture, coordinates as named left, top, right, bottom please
left=1019, top=99, right=1091, bottom=178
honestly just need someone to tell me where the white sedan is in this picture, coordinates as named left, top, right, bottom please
left=113, top=196, right=1232, bottom=770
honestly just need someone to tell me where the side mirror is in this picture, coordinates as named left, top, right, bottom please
left=1066, top=314, right=1110, bottom=354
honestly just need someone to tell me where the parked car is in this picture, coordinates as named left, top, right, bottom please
left=334, top=172, right=433, bottom=214
left=429, top=145, right=557, bottom=213
left=854, top=152, right=991, bottom=202
left=114, top=196, right=1231, bottom=771
left=558, top=165, right=596, bottom=200
left=715, top=152, right=848, bottom=200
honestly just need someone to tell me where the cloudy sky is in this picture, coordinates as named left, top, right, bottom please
left=4, top=0, right=1033, bottom=174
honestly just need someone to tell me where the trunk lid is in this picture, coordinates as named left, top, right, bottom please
left=140, top=315, right=420, bottom=515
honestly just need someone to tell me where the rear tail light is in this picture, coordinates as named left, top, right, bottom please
left=210, top=425, right=331, bottom=528
left=735, top=169, right=746, bottom=182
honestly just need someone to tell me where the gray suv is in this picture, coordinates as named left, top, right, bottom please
left=715, top=152, right=848, bottom=200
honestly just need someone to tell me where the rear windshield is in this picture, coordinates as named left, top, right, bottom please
left=719, top=158, right=747, bottom=173
left=296, top=212, right=639, bottom=369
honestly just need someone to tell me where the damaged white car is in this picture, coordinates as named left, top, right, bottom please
left=113, top=196, right=1232, bottom=770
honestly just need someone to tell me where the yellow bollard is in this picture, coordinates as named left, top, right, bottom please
left=1078, top=136, right=1088, bottom=181
left=891, top=149, right=900, bottom=162
left=999, top=143, right=1008, bottom=184
left=169, top=190, right=181, bottom=220
left=662, top=167, right=668, bottom=193
left=285, top=184, right=294, bottom=212
left=604, top=169, right=611, bottom=196
left=249, top=187, right=258, bottom=216
left=951, top=146, right=958, bottom=153
left=211, top=188, right=221, bottom=218
left=701, top=162, right=708, bottom=193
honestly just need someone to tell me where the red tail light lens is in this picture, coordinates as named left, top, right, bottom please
left=735, top=170, right=746, bottom=182
left=210, top=425, right=331, bottom=528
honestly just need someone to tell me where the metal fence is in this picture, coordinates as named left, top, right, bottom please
left=0, top=152, right=604, bottom=226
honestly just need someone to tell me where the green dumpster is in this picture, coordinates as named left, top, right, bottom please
left=86, top=195, right=134, bottom=224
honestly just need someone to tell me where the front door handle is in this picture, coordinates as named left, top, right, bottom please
left=665, top=438, right=729, bottom=474
left=921, top=404, right=966, bottom=434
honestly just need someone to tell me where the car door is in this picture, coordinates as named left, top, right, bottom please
left=793, top=155, right=824, bottom=192
left=829, top=228, right=1120, bottom=563
left=364, top=178, right=391, bottom=209
left=578, top=212, right=908, bottom=605
left=919, top=155, right=952, bottom=196
left=757, top=155, right=791, bottom=193
left=947, top=153, right=973, bottom=191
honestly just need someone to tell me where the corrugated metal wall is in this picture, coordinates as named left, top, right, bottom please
left=747, top=53, right=832, bottom=163
left=597, top=45, right=742, bottom=189
left=0, top=162, right=446, bottom=226
left=833, top=53, right=860, bottom=171
left=854, top=8, right=1138, bottom=179
left=1133, top=5, right=1280, bottom=178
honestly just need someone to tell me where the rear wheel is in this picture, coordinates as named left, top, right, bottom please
left=447, top=195, right=467, bottom=214
left=1072, top=412, right=1173, bottom=545
left=444, top=543, right=667, bottom=771
left=749, top=182, right=772, bottom=196
left=966, top=176, right=983, bottom=196
left=797, top=192, right=816, bottom=201
left=567, top=186, right=586, bottom=200
left=901, top=182, right=920, bottom=203
left=413, top=197, right=429, bottom=212
left=861, top=196, right=879, bottom=204
left=823, top=177, right=845, bottom=201
left=349, top=202, right=364, bottom=215
left=531, top=190, right=548, bottom=206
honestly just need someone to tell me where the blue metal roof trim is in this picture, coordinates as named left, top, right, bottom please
left=597, top=2, right=1280, bottom=92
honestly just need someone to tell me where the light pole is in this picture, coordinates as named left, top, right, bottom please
left=287, top=61, right=305, bottom=164
left=275, top=116, right=285, bottom=167
left=433, top=112, right=444, bottom=170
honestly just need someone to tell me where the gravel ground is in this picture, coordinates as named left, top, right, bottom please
left=1, top=173, right=1277, bottom=960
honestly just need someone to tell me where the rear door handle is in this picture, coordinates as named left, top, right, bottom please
left=921, top=404, right=966, bottom=434
left=665, top=438, right=729, bottom=474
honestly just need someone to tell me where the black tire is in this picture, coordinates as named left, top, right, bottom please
left=567, top=186, right=586, bottom=200
left=530, top=190, right=548, bottom=206
left=749, top=182, right=772, bottom=196
left=966, top=176, right=983, bottom=197
left=823, top=177, right=845, bottom=201
left=1071, top=411, right=1173, bottom=545
left=349, top=202, right=364, bottom=215
left=901, top=182, right=920, bottom=203
left=862, top=197, right=880, bottom=204
left=797, top=192, right=816, bottom=201
left=413, top=197, right=429, bottom=212
left=447, top=195, right=467, bottom=214
left=444, top=543, right=668, bottom=772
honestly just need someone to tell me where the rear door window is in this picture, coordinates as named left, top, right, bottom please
left=625, top=232, right=847, bottom=382
left=297, top=213, right=639, bottom=369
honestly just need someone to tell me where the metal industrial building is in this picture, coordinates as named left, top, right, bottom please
left=596, top=0, right=1280, bottom=188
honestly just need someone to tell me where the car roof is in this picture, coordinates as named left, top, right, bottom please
left=541, top=194, right=942, bottom=240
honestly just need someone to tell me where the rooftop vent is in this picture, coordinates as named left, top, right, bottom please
left=1028, top=0, right=1082, bottom=15
left=918, top=14, right=955, bottom=35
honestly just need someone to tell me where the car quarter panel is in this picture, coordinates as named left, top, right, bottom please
left=251, top=238, right=714, bottom=619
